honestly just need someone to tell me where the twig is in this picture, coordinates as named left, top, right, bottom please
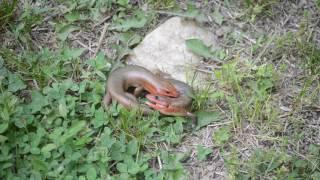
left=191, top=67, right=215, bottom=74
left=32, top=79, right=40, bottom=90
left=94, top=23, right=109, bottom=57
left=208, top=121, right=233, bottom=127
left=75, top=39, right=95, bottom=53
left=157, top=156, right=162, bottom=170
left=69, top=33, right=95, bottom=53
left=235, top=30, right=257, bottom=44
left=93, top=15, right=112, bottom=28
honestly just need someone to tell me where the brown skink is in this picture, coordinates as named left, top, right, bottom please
left=103, top=65, right=179, bottom=114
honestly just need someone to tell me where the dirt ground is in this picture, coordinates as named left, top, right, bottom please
left=173, top=1, right=320, bottom=179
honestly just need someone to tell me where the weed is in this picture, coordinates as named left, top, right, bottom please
left=223, top=145, right=320, bottom=179
left=317, top=0, right=320, bottom=11
left=197, top=145, right=213, bottom=161
left=212, top=126, right=232, bottom=146
left=148, top=0, right=177, bottom=10
left=215, top=60, right=279, bottom=127
left=298, top=42, right=320, bottom=75
left=239, top=146, right=320, bottom=179
left=242, top=0, right=278, bottom=22
left=272, top=17, right=320, bottom=109
left=191, top=84, right=213, bottom=111
left=0, top=0, right=18, bottom=29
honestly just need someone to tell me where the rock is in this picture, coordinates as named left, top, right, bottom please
left=126, top=17, right=218, bottom=89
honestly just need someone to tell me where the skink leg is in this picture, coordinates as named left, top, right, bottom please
left=124, top=92, right=139, bottom=103
left=102, top=92, right=112, bottom=108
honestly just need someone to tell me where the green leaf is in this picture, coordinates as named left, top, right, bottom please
left=117, top=163, right=128, bottom=173
left=0, top=107, right=10, bottom=121
left=196, top=111, right=220, bottom=130
left=119, top=173, right=130, bottom=180
left=8, top=73, right=26, bottom=92
left=0, top=123, right=8, bottom=133
left=94, top=52, right=109, bottom=70
left=62, top=48, right=85, bottom=61
left=212, top=127, right=231, bottom=145
left=60, top=121, right=86, bottom=144
left=95, top=70, right=106, bottom=80
left=127, top=160, right=140, bottom=175
left=126, top=139, right=138, bottom=155
left=157, top=4, right=207, bottom=23
left=29, top=91, right=49, bottom=113
left=100, top=128, right=115, bottom=148
left=30, top=147, right=41, bottom=154
left=294, top=159, right=308, bottom=168
left=308, top=144, right=320, bottom=156
left=58, top=98, right=68, bottom=118
left=118, top=32, right=141, bottom=47
left=56, top=24, right=79, bottom=41
left=79, top=81, right=87, bottom=94
left=212, top=7, right=224, bottom=25
left=116, top=0, right=129, bottom=7
left=160, top=151, right=186, bottom=180
left=311, top=172, right=320, bottom=180
left=92, top=107, right=106, bottom=128
left=41, top=143, right=57, bottom=153
left=162, top=124, right=183, bottom=144
left=86, top=166, right=97, bottom=180
left=65, top=11, right=81, bottom=22
left=86, top=52, right=111, bottom=70
left=196, top=145, right=213, bottom=161
left=0, top=135, right=8, bottom=143
left=110, top=11, right=149, bottom=31
left=14, top=118, right=27, bottom=128
left=110, top=141, right=126, bottom=161
left=31, top=158, right=48, bottom=172
left=186, top=39, right=214, bottom=59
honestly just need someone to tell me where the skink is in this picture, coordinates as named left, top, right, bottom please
left=103, top=65, right=179, bottom=114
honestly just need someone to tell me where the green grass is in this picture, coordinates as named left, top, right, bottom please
left=0, top=0, right=18, bottom=30
left=147, top=0, right=177, bottom=10
left=0, top=47, right=189, bottom=179
left=214, top=60, right=279, bottom=127
left=0, top=1, right=190, bottom=179
left=242, top=0, right=278, bottom=22
left=225, top=146, right=320, bottom=179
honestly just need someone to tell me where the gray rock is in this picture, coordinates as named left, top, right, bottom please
left=127, top=17, right=218, bottom=89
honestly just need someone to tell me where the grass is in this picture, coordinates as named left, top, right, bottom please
left=241, top=0, right=278, bottom=22
left=0, top=0, right=18, bottom=30
left=214, top=60, right=279, bottom=128
left=0, top=0, right=320, bottom=179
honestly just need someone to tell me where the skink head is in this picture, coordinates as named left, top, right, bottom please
left=145, top=94, right=193, bottom=117
left=144, top=80, right=179, bottom=98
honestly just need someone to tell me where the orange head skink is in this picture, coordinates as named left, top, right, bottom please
left=146, top=79, right=195, bottom=117
left=103, top=65, right=179, bottom=114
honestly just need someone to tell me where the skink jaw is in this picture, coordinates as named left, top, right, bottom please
left=145, top=94, right=189, bottom=116
left=143, top=81, right=179, bottom=98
